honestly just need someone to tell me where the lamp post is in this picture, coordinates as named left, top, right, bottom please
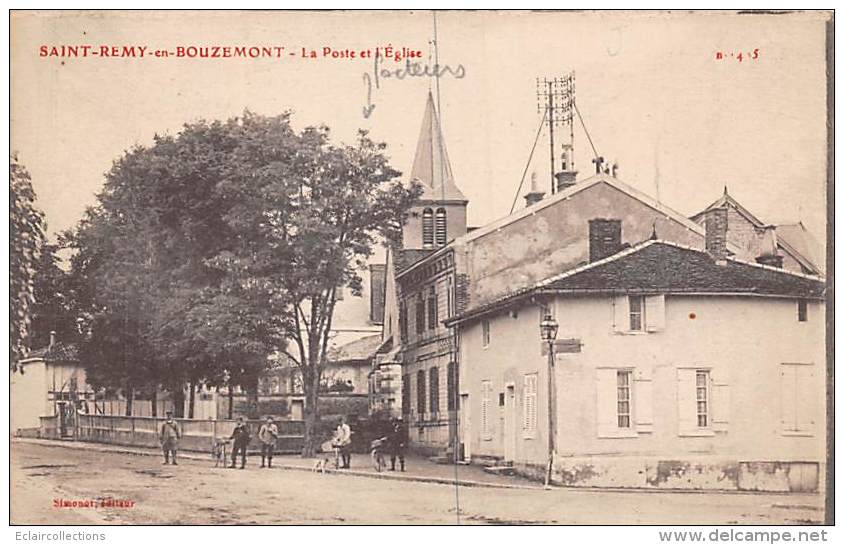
left=540, top=311, right=559, bottom=489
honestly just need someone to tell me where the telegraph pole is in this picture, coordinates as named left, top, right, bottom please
left=536, top=73, right=575, bottom=195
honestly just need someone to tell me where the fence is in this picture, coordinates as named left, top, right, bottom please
left=70, top=414, right=307, bottom=454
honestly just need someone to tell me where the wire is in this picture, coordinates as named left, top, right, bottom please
left=574, top=101, right=600, bottom=161
left=509, top=107, right=548, bottom=214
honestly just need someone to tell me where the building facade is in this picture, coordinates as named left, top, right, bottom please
left=447, top=215, right=825, bottom=492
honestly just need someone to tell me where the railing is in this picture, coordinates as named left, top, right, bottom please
left=71, top=415, right=306, bottom=454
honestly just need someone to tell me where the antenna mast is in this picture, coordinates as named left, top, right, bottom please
left=536, top=72, right=575, bottom=194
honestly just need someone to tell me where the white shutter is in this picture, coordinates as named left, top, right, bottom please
left=523, top=374, right=537, bottom=436
left=795, top=365, right=817, bottom=434
left=676, top=368, right=698, bottom=435
left=780, top=365, right=797, bottom=433
left=711, top=366, right=730, bottom=431
left=645, top=295, right=666, bottom=332
left=596, top=368, right=617, bottom=437
left=481, top=381, right=492, bottom=440
left=612, top=296, right=629, bottom=333
left=634, top=368, right=653, bottom=432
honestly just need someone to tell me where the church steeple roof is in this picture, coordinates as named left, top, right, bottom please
left=409, top=92, right=467, bottom=202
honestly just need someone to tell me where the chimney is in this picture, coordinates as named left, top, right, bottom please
left=49, top=330, right=56, bottom=350
left=704, top=206, right=728, bottom=265
left=524, top=172, right=546, bottom=206
left=756, top=225, right=783, bottom=268
left=555, top=145, right=577, bottom=192
left=589, top=219, right=623, bottom=262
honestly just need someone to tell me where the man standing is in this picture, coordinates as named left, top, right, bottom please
left=388, top=417, right=406, bottom=472
left=258, top=417, right=279, bottom=468
left=229, top=417, right=251, bottom=469
left=336, top=416, right=352, bottom=469
left=159, top=411, right=181, bottom=465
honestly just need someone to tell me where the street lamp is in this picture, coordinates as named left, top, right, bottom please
left=540, top=311, right=558, bottom=489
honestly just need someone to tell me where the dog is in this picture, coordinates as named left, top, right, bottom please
left=212, top=438, right=230, bottom=468
left=312, top=456, right=331, bottom=474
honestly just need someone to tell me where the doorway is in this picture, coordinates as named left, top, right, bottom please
left=503, top=384, right=517, bottom=463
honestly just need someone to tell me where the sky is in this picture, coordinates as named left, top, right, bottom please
left=11, top=10, right=831, bottom=245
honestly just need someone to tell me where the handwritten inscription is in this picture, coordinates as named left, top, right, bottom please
left=714, top=49, right=760, bottom=63
left=362, top=51, right=467, bottom=118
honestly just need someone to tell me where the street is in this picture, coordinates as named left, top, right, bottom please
left=10, top=441, right=824, bottom=525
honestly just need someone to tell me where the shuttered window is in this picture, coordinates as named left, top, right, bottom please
left=427, top=287, right=438, bottom=330
left=481, top=381, right=492, bottom=440
left=429, top=367, right=439, bottom=415
left=617, top=370, right=632, bottom=428
left=415, top=295, right=425, bottom=334
left=596, top=367, right=642, bottom=437
left=422, top=208, right=434, bottom=248
left=435, top=208, right=447, bottom=246
left=523, top=373, right=538, bottom=437
left=613, top=295, right=665, bottom=333
left=780, top=363, right=817, bottom=435
left=417, top=370, right=426, bottom=417
left=447, top=361, right=457, bottom=411
left=402, top=374, right=410, bottom=415
left=628, top=296, right=644, bottom=331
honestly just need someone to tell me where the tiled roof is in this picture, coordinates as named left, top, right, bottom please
left=327, top=334, right=382, bottom=363
left=23, top=342, right=79, bottom=363
left=395, top=248, right=435, bottom=274
left=446, top=240, right=825, bottom=325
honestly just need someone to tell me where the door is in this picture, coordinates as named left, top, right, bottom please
left=460, top=394, right=470, bottom=461
left=503, top=385, right=516, bottom=463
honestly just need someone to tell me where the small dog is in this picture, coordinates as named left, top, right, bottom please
left=212, top=439, right=230, bottom=468
left=312, top=456, right=331, bottom=474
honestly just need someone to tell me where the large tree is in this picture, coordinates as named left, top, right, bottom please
left=10, top=154, right=46, bottom=371
left=210, top=115, right=420, bottom=454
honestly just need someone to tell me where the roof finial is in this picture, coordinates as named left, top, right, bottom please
left=723, top=185, right=729, bottom=196
left=650, top=221, right=658, bottom=240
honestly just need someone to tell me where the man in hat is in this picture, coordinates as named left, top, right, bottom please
left=388, top=417, right=406, bottom=472
left=258, top=416, right=279, bottom=468
left=229, top=416, right=251, bottom=469
left=159, top=411, right=181, bottom=465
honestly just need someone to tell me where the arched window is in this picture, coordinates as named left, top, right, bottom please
left=422, top=208, right=434, bottom=247
left=435, top=208, right=447, bottom=246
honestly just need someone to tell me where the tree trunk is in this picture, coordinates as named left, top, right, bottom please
left=151, top=389, right=158, bottom=417
left=173, top=387, right=185, bottom=418
left=227, top=386, right=234, bottom=420
left=124, top=388, right=134, bottom=417
left=188, top=381, right=196, bottom=419
left=301, top=369, right=322, bottom=457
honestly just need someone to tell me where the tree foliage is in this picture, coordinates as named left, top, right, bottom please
left=66, top=111, right=419, bottom=431
left=10, top=154, right=46, bottom=370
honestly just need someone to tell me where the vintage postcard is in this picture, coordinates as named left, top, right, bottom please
left=8, top=9, right=834, bottom=530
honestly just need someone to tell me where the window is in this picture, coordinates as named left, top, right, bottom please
left=415, top=295, right=425, bottom=334
left=402, top=374, right=410, bottom=415
left=416, top=370, right=426, bottom=417
left=69, top=377, right=78, bottom=392
left=435, top=208, right=447, bottom=246
left=614, top=295, right=664, bottom=333
left=481, top=380, right=492, bottom=439
left=447, top=276, right=455, bottom=318
left=427, top=287, right=438, bottom=330
left=798, top=300, right=808, bottom=322
left=482, top=319, right=490, bottom=347
left=422, top=208, right=434, bottom=248
left=399, top=302, right=408, bottom=342
left=617, top=370, right=632, bottom=428
left=780, top=363, right=817, bottom=435
left=695, top=370, right=710, bottom=428
left=523, top=373, right=538, bottom=436
left=629, top=295, right=644, bottom=331
left=429, top=367, right=439, bottom=415
left=447, top=361, right=458, bottom=411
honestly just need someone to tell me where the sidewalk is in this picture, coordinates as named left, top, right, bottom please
left=11, top=437, right=541, bottom=491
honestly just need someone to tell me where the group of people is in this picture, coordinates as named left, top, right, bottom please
left=158, top=412, right=407, bottom=472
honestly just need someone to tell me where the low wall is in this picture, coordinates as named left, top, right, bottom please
left=70, top=415, right=305, bottom=454
left=493, top=455, right=821, bottom=493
